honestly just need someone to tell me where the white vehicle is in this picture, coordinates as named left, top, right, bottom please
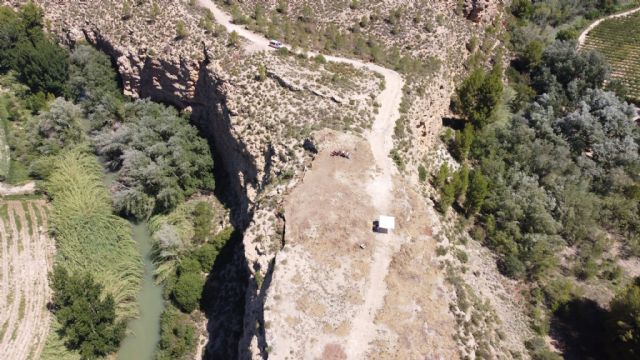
left=269, top=39, right=283, bottom=49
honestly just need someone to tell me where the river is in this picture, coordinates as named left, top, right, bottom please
left=117, top=221, right=164, bottom=360
left=103, top=171, right=165, bottom=360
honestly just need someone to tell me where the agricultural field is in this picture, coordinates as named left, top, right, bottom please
left=0, top=200, right=54, bottom=360
left=582, top=11, right=640, bottom=101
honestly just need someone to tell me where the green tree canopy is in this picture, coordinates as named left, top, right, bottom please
left=50, top=265, right=126, bottom=360
left=454, top=63, right=503, bottom=128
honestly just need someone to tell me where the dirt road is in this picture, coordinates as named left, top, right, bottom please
left=577, top=6, right=640, bottom=47
left=198, top=1, right=405, bottom=358
left=0, top=200, right=54, bottom=360
left=0, top=181, right=36, bottom=196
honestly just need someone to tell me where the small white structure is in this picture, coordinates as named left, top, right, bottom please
left=269, top=39, right=283, bottom=49
left=376, top=215, right=395, bottom=233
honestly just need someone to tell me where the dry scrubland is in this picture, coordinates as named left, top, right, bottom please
left=216, top=0, right=506, bottom=170
left=582, top=11, right=640, bottom=101
left=0, top=200, right=54, bottom=360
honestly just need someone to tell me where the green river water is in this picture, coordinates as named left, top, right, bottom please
left=117, top=221, right=164, bottom=360
left=103, top=171, right=164, bottom=359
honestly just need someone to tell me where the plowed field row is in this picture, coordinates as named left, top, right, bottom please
left=582, top=11, right=640, bottom=100
left=0, top=200, right=54, bottom=360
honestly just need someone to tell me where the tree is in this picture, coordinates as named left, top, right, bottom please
left=521, top=40, right=544, bottom=70
left=50, top=266, right=126, bottom=359
left=511, top=0, right=532, bottom=19
left=192, top=201, right=213, bottom=243
left=454, top=125, right=474, bottom=161
left=173, top=272, right=203, bottom=313
left=608, top=278, right=640, bottom=359
left=454, top=63, right=503, bottom=128
left=32, top=98, right=86, bottom=156
left=434, top=163, right=449, bottom=190
left=13, top=36, right=69, bottom=96
left=465, top=170, right=488, bottom=216
left=0, top=7, right=24, bottom=71
left=67, top=45, right=124, bottom=129
left=94, top=99, right=214, bottom=220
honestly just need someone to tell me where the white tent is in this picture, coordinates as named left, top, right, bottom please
left=378, top=215, right=395, bottom=231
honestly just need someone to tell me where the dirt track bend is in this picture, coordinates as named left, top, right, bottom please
left=577, top=6, right=640, bottom=47
left=198, top=1, right=405, bottom=358
left=0, top=200, right=54, bottom=360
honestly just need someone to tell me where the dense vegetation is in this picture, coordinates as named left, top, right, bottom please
left=0, top=3, right=222, bottom=359
left=94, top=100, right=214, bottom=220
left=0, top=3, right=68, bottom=98
left=46, top=150, right=143, bottom=315
left=50, top=266, right=126, bottom=360
left=437, top=1, right=640, bottom=358
left=151, top=200, right=234, bottom=359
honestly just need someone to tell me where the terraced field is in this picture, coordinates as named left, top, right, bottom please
left=0, top=200, right=54, bottom=360
left=582, top=11, right=640, bottom=101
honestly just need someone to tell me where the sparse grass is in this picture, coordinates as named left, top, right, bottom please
left=13, top=207, right=21, bottom=234
left=0, top=321, right=7, bottom=342
left=0, top=203, right=9, bottom=223
left=17, top=294, right=25, bottom=321
left=21, top=202, right=33, bottom=235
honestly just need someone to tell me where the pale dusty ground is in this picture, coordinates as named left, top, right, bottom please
left=0, top=200, right=54, bottom=360
left=369, top=186, right=458, bottom=359
left=0, top=181, right=36, bottom=196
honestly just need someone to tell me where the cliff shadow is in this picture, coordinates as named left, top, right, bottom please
left=200, top=228, right=248, bottom=360
left=550, top=298, right=608, bottom=360
left=190, top=56, right=257, bottom=359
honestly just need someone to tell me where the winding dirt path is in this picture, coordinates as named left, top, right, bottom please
left=0, top=200, right=53, bottom=360
left=198, top=1, right=405, bottom=358
left=577, top=6, right=640, bottom=48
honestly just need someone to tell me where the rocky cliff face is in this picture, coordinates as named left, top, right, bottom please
left=465, top=0, right=502, bottom=23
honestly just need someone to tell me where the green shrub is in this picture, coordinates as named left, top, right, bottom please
left=172, top=272, right=203, bottom=313
left=418, top=165, right=427, bottom=182
left=157, top=307, right=196, bottom=360
left=193, top=243, right=218, bottom=272
left=176, top=20, right=189, bottom=39
left=50, top=265, right=126, bottom=359
left=178, top=258, right=201, bottom=276
left=192, top=202, right=213, bottom=243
